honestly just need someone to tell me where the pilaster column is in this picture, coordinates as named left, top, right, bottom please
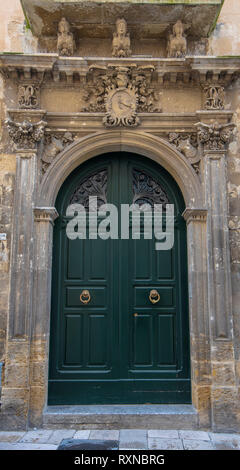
left=29, top=207, right=58, bottom=427
left=0, top=117, right=46, bottom=430
left=197, top=121, right=238, bottom=431
left=183, top=208, right=210, bottom=428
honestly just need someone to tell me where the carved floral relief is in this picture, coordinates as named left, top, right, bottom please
left=18, top=84, right=40, bottom=109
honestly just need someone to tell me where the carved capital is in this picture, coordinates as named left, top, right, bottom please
left=195, top=121, right=235, bottom=152
left=34, top=207, right=59, bottom=224
left=182, top=208, right=207, bottom=224
left=5, top=117, right=47, bottom=150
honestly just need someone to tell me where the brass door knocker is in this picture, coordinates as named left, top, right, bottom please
left=80, top=289, right=91, bottom=304
left=149, top=289, right=160, bottom=304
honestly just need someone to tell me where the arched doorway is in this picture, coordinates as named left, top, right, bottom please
left=48, top=152, right=190, bottom=405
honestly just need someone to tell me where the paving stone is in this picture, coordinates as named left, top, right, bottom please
left=210, top=433, right=240, bottom=444
left=57, top=439, right=119, bottom=450
left=48, top=429, right=76, bottom=444
left=148, top=430, right=179, bottom=439
left=89, top=430, right=119, bottom=440
left=119, top=430, right=147, bottom=450
left=19, top=430, right=53, bottom=443
left=0, top=432, right=26, bottom=443
left=183, top=439, right=215, bottom=450
left=0, top=443, right=57, bottom=450
left=179, top=430, right=210, bottom=441
left=74, top=430, right=91, bottom=439
left=214, top=441, right=240, bottom=450
left=148, top=438, right=183, bottom=450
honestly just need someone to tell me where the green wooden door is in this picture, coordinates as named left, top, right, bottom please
left=48, top=152, right=191, bottom=405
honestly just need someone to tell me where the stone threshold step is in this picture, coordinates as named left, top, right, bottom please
left=43, top=405, right=198, bottom=430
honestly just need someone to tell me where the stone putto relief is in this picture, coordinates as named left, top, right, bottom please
left=18, top=84, right=40, bottom=109
left=168, top=132, right=200, bottom=174
left=83, top=64, right=161, bottom=127
left=5, top=118, right=47, bottom=149
left=204, top=85, right=225, bottom=110
left=167, top=20, right=187, bottom=58
left=57, top=17, right=75, bottom=56
left=112, top=18, right=131, bottom=58
left=42, top=132, right=76, bottom=174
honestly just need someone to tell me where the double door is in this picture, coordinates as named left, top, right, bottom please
left=48, top=153, right=190, bottom=404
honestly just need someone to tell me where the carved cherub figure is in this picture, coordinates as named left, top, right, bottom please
left=167, top=20, right=187, bottom=58
left=57, top=17, right=75, bottom=56
left=112, top=18, right=132, bottom=57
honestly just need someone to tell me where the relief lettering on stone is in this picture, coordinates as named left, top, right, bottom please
left=18, top=84, right=40, bottom=109
left=112, top=18, right=131, bottom=58
left=5, top=117, right=47, bottom=149
left=83, top=64, right=161, bottom=127
left=167, top=20, right=187, bottom=58
left=57, top=17, right=75, bottom=56
left=196, top=121, right=235, bottom=151
left=204, top=85, right=225, bottom=110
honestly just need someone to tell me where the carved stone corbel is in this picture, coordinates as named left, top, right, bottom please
left=112, top=18, right=131, bottom=58
left=167, top=20, right=187, bottom=58
left=57, top=17, right=75, bottom=56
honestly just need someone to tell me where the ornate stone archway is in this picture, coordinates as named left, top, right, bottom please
left=1, top=127, right=237, bottom=432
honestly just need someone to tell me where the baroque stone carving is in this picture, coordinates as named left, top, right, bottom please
left=167, top=20, right=187, bottom=58
left=112, top=18, right=131, bottom=58
left=83, top=64, right=161, bottom=127
left=18, top=84, right=40, bottom=109
left=57, top=17, right=75, bottom=56
left=168, top=132, right=200, bottom=173
left=204, top=85, right=225, bottom=110
left=42, top=132, right=75, bottom=174
left=132, top=168, right=170, bottom=210
left=5, top=118, right=47, bottom=149
left=69, top=169, right=108, bottom=210
left=196, top=121, right=235, bottom=151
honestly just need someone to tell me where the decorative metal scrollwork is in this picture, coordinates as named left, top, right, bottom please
left=69, top=169, right=108, bottom=210
left=132, top=169, right=170, bottom=210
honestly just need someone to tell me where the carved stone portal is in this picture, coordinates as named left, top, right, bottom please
left=167, top=20, right=187, bottom=58
left=57, top=17, right=75, bottom=56
left=112, top=18, right=131, bottom=58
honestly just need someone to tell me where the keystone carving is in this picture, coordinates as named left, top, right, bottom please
left=18, top=84, right=40, bottom=109
left=83, top=64, right=161, bottom=127
left=196, top=121, right=235, bottom=151
left=167, top=20, right=187, bottom=58
left=204, top=85, right=225, bottom=110
left=42, top=132, right=75, bottom=174
left=112, top=18, right=131, bottom=58
left=57, top=17, right=75, bottom=56
left=5, top=118, right=47, bottom=149
left=168, top=132, right=200, bottom=173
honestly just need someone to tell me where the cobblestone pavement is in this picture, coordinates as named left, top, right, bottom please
left=0, top=429, right=240, bottom=450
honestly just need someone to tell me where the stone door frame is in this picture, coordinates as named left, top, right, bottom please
left=1, top=129, right=238, bottom=432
